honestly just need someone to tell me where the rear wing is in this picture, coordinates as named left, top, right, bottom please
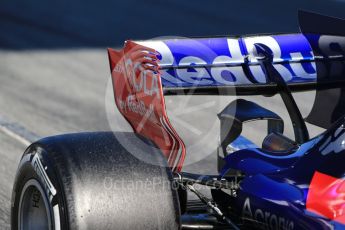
left=108, top=11, right=345, bottom=171
left=135, top=34, right=317, bottom=95
left=108, top=33, right=316, bottom=171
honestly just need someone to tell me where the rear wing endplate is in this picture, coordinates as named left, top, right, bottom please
left=108, top=41, right=185, bottom=171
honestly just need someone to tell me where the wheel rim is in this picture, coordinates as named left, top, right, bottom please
left=18, top=179, right=52, bottom=230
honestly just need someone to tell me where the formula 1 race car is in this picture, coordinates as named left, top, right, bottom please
left=11, top=11, right=345, bottom=229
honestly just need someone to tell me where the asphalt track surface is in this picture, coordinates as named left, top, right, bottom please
left=0, top=0, right=344, bottom=229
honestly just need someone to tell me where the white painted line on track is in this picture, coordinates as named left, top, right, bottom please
left=0, top=115, right=40, bottom=147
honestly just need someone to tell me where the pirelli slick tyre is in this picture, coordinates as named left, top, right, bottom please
left=11, top=132, right=181, bottom=230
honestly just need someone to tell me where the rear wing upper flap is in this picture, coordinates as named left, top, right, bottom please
left=133, top=34, right=318, bottom=95
left=109, top=29, right=344, bottom=96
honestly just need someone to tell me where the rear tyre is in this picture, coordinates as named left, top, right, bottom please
left=11, top=132, right=181, bottom=230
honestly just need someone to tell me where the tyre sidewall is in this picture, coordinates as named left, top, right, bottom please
left=11, top=146, right=67, bottom=230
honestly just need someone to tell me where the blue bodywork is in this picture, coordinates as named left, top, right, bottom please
left=221, top=136, right=320, bottom=176
left=220, top=118, right=345, bottom=229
